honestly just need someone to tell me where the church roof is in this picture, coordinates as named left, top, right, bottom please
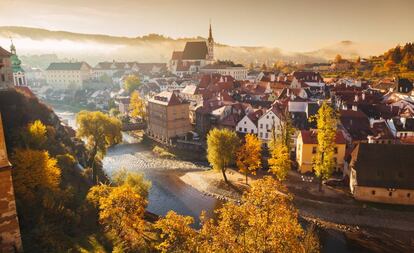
left=182, top=41, right=208, bottom=60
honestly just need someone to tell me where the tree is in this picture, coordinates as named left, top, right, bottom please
left=268, top=142, right=290, bottom=181
left=129, top=91, right=146, bottom=121
left=312, top=102, right=338, bottom=191
left=112, top=168, right=151, bottom=199
left=123, top=75, right=141, bottom=94
left=12, top=148, right=61, bottom=202
left=155, top=211, right=197, bottom=253
left=207, top=128, right=239, bottom=183
left=97, top=184, right=149, bottom=251
left=236, top=134, right=261, bottom=185
left=25, top=120, right=47, bottom=149
left=155, top=177, right=320, bottom=252
left=76, top=111, right=122, bottom=183
left=334, top=54, right=342, bottom=63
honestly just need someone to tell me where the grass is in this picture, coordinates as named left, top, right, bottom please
left=152, top=145, right=176, bottom=159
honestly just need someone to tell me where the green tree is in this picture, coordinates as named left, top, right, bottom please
left=312, top=102, right=338, bottom=191
left=236, top=134, right=261, bottom=184
left=76, top=111, right=122, bottom=183
left=123, top=75, right=141, bottom=94
left=129, top=91, right=146, bottom=121
left=207, top=128, right=239, bottom=183
left=112, top=168, right=151, bottom=199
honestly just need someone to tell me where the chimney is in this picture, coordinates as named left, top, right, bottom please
left=367, top=135, right=375, bottom=144
left=369, top=118, right=374, bottom=128
left=352, top=105, right=358, bottom=111
left=362, top=93, right=366, bottom=100
left=354, top=94, right=359, bottom=102
left=270, top=74, right=275, bottom=82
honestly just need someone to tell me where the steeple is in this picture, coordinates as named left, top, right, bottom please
left=10, top=37, right=16, bottom=55
left=208, top=21, right=213, bottom=43
left=207, top=20, right=214, bottom=61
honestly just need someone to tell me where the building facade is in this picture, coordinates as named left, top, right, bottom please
left=147, top=91, right=192, bottom=142
left=0, top=47, right=13, bottom=89
left=349, top=143, right=414, bottom=205
left=0, top=114, right=23, bottom=252
left=45, top=62, right=92, bottom=90
left=10, top=42, right=27, bottom=86
left=296, top=130, right=347, bottom=174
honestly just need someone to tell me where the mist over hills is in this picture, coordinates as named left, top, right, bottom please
left=0, top=26, right=391, bottom=68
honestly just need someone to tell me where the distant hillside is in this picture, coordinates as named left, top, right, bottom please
left=0, top=26, right=392, bottom=68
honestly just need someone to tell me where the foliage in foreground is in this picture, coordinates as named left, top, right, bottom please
left=155, top=177, right=320, bottom=253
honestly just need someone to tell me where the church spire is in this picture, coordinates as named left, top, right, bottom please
left=208, top=20, right=213, bottom=42
left=9, top=37, right=16, bottom=55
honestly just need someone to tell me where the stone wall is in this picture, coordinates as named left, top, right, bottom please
left=0, top=167, right=22, bottom=252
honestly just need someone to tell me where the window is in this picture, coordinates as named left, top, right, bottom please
left=372, top=190, right=376, bottom=195
left=244, top=121, right=246, bottom=124
left=244, top=128, right=247, bottom=132
left=389, top=192, right=393, bottom=197
left=272, top=116, right=275, bottom=119
left=266, top=124, right=268, bottom=129
left=260, top=124, right=263, bottom=129
left=265, top=133, right=268, bottom=139
left=239, top=127, right=242, bottom=131
left=251, top=129, right=254, bottom=133
left=1, top=74, right=5, bottom=82
left=259, top=132, right=263, bottom=137
left=312, top=147, right=317, bottom=154
left=266, top=115, right=269, bottom=119
left=333, top=158, right=337, bottom=164
left=407, top=193, right=411, bottom=198
left=334, top=147, right=338, bottom=154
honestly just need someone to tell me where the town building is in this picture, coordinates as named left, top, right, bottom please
left=257, top=105, right=284, bottom=144
left=169, top=23, right=215, bottom=75
left=9, top=42, right=27, bottom=86
left=200, top=61, right=248, bottom=80
left=0, top=114, right=23, bottom=252
left=296, top=130, right=347, bottom=174
left=349, top=143, right=414, bottom=205
left=45, top=62, right=92, bottom=90
left=235, top=109, right=264, bottom=134
left=0, top=47, right=13, bottom=89
left=147, top=91, right=192, bottom=142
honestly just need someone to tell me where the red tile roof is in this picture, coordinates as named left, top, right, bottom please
left=300, top=130, right=347, bottom=144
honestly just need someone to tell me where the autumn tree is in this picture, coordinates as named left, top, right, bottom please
left=236, top=134, right=261, bottom=185
left=334, top=54, right=342, bottom=63
left=207, top=128, right=239, bottom=183
left=24, top=120, right=47, bottom=149
left=155, top=211, right=197, bottom=253
left=123, top=75, right=141, bottom=94
left=155, top=177, right=320, bottom=252
left=112, top=168, right=151, bottom=199
left=12, top=148, right=61, bottom=202
left=76, top=111, right=122, bottom=183
left=96, top=184, right=149, bottom=251
left=268, top=142, right=291, bottom=181
left=129, top=91, right=147, bottom=121
left=312, top=102, right=338, bottom=191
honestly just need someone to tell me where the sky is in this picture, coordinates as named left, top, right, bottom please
left=0, top=0, right=413, bottom=52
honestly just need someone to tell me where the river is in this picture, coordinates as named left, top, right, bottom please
left=54, top=107, right=366, bottom=253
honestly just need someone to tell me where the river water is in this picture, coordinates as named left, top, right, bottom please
left=54, top=108, right=364, bottom=253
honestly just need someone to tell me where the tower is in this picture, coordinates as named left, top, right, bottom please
left=207, top=21, right=214, bottom=61
left=9, top=39, right=27, bottom=86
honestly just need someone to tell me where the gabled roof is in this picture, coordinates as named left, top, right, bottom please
left=300, top=130, right=346, bottom=145
left=171, top=51, right=183, bottom=60
left=351, top=143, right=414, bottom=189
left=182, top=41, right=208, bottom=60
left=149, top=91, right=188, bottom=106
left=46, top=62, right=90, bottom=71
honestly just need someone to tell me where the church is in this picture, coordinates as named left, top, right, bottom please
left=169, top=23, right=215, bottom=76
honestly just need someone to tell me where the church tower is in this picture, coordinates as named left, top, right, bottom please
left=10, top=40, right=27, bottom=86
left=207, top=22, right=214, bottom=61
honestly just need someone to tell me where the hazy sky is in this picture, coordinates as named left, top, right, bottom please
left=1, top=0, right=413, bottom=51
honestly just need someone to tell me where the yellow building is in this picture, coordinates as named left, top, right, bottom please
left=147, top=91, right=192, bottom=142
left=296, top=130, right=347, bottom=173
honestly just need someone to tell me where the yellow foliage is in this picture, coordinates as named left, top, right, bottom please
left=268, top=142, right=291, bottom=181
left=236, top=134, right=261, bottom=184
left=123, top=75, right=141, bottom=94
left=207, top=128, right=239, bottom=182
left=12, top=148, right=61, bottom=202
left=129, top=91, right=146, bottom=120
left=26, top=120, right=47, bottom=149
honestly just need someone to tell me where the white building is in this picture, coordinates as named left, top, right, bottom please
left=200, top=64, right=247, bottom=80
left=93, top=61, right=138, bottom=78
left=257, top=106, right=283, bottom=144
left=45, top=62, right=92, bottom=90
left=236, top=109, right=264, bottom=134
